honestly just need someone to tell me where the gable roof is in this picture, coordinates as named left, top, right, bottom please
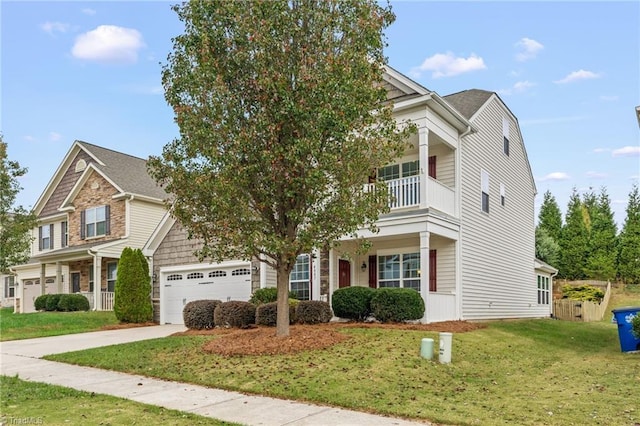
left=34, top=140, right=167, bottom=217
left=442, top=89, right=494, bottom=120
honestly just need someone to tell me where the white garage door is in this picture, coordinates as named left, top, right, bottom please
left=161, top=263, right=252, bottom=324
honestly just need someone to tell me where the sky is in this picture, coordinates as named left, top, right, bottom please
left=1, top=1, right=639, bottom=228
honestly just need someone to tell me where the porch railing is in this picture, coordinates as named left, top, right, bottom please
left=427, top=293, right=457, bottom=322
left=80, top=291, right=115, bottom=311
left=428, top=177, right=455, bottom=217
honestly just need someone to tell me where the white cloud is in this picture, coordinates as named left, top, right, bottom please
left=599, top=95, right=619, bottom=102
left=41, top=21, right=70, bottom=35
left=611, top=146, right=640, bottom=157
left=49, top=132, right=62, bottom=142
left=515, top=37, right=543, bottom=62
left=411, top=52, right=486, bottom=78
left=498, top=80, right=535, bottom=96
left=82, top=8, right=97, bottom=16
left=554, top=69, right=601, bottom=84
left=72, top=25, right=145, bottom=64
left=586, top=171, right=608, bottom=179
left=539, top=172, right=571, bottom=182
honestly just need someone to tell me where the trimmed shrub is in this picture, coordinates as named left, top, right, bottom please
left=296, top=300, right=333, bottom=324
left=45, top=294, right=62, bottom=312
left=370, top=288, right=425, bottom=323
left=183, top=300, right=222, bottom=330
left=331, top=286, right=375, bottom=320
left=34, top=294, right=50, bottom=311
left=114, top=247, right=153, bottom=323
left=57, top=294, right=90, bottom=312
left=255, top=299, right=298, bottom=326
left=214, top=301, right=256, bottom=328
left=249, top=287, right=297, bottom=305
left=561, top=285, right=605, bottom=302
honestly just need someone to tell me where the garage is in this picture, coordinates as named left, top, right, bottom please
left=160, top=262, right=252, bottom=324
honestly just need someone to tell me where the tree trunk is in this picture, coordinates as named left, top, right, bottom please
left=276, top=266, right=291, bottom=337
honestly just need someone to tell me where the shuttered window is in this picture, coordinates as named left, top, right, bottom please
left=39, top=224, right=54, bottom=250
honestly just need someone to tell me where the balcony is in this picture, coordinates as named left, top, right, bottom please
left=369, top=176, right=456, bottom=217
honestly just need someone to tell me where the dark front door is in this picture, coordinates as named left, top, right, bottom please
left=429, top=250, right=437, bottom=292
left=71, top=272, right=81, bottom=293
left=338, top=259, right=351, bottom=288
left=428, top=156, right=437, bottom=179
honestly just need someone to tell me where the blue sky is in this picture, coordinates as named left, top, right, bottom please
left=2, top=1, right=639, bottom=227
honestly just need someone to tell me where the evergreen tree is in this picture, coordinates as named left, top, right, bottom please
left=114, top=247, right=153, bottom=323
left=559, top=188, right=589, bottom=279
left=584, top=187, right=618, bottom=280
left=537, top=190, right=563, bottom=242
left=581, top=188, right=598, bottom=235
left=618, top=183, right=640, bottom=284
left=535, top=226, right=560, bottom=267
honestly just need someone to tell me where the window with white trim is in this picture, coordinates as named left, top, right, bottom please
left=39, top=224, right=53, bottom=250
left=82, top=205, right=109, bottom=239
left=500, top=183, right=506, bottom=207
left=61, top=221, right=68, bottom=248
left=4, top=276, right=15, bottom=298
left=289, top=254, right=310, bottom=300
left=537, top=275, right=550, bottom=305
left=378, top=252, right=420, bottom=291
left=209, top=271, right=226, bottom=278
left=166, top=274, right=183, bottom=281
left=107, top=262, right=117, bottom=292
left=378, top=160, right=419, bottom=181
left=503, top=117, right=510, bottom=156
left=481, top=170, right=490, bottom=213
left=187, top=272, right=204, bottom=279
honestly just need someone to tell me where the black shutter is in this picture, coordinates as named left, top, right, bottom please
left=368, top=255, right=377, bottom=288
left=38, top=226, right=43, bottom=250
left=105, top=205, right=111, bottom=235
left=61, top=221, right=67, bottom=247
left=49, top=224, right=54, bottom=250
left=80, top=210, right=86, bottom=240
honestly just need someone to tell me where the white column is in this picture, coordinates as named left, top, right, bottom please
left=418, top=125, right=429, bottom=210
left=420, top=231, right=430, bottom=323
left=259, top=254, right=267, bottom=289
left=40, top=264, right=46, bottom=296
left=93, top=256, right=102, bottom=310
left=311, top=248, right=321, bottom=301
left=328, top=248, right=335, bottom=303
left=56, top=262, right=63, bottom=293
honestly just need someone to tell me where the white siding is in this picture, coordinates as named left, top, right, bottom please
left=127, top=200, right=168, bottom=248
left=31, top=219, right=68, bottom=256
left=431, top=239, right=455, bottom=293
left=459, top=97, right=543, bottom=320
left=429, top=144, right=455, bottom=188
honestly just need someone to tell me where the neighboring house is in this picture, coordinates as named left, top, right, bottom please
left=144, top=66, right=553, bottom=324
left=11, top=141, right=167, bottom=313
left=1, top=273, right=16, bottom=308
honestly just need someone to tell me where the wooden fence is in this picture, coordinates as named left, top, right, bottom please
left=552, top=282, right=611, bottom=322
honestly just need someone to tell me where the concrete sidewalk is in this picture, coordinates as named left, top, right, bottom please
left=1, top=326, right=429, bottom=426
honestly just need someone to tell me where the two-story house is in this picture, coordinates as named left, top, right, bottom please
left=144, top=66, right=556, bottom=324
left=11, top=141, right=168, bottom=313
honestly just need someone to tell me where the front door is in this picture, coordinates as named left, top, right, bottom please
left=71, top=272, right=81, bottom=293
left=338, top=259, right=350, bottom=288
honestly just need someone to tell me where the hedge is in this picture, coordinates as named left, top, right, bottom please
left=214, top=301, right=256, bottom=328
left=183, top=300, right=222, bottom=330
left=331, top=286, right=375, bottom=320
left=296, top=300, right=333, bottom=324
left=33, top=294, right=90, bottom=312
left=370, top=287, right=425, bottom=322
left=255, top=299, right=299, bottom=326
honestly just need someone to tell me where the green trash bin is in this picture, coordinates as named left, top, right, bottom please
left=611, top=306, right=640, bottom=352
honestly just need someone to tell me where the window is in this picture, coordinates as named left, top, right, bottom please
left=232, top=268, right=251, bottom=276
left=378, top=252, right=420, bottom=291
left=187, top=272, right=204, bottom=279
left=89, top=265, right=94, bottom=292
left=378, top=160, right=419, bottom=181
left=166, top=274, right=182, bottom=281
left=503, top=117, right=510, bottom=156
left=107, top=262, right=117, bottom=292
left=537, top=275, right=550, bottom=305
left=289, top=254, right=310, bottom=300
left=61, top=221, right=68, bottom=248
left=4, top=276, right=15, bottom=298
left=39, top=224, right=53, bottom=250
left=500, top=183, right=506, bottom=207
left=209, top=271, right=227, bottom=278
left=481, top=170, right=490, bottom=213
left=81, top=206, right=110, bottom=239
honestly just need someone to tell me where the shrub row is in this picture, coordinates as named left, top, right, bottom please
left=183, top=298, right=332, bottom=330
left=562, top=285, right=605, bottom=302
left=332, top=286, right=424, bottom=323
left=249, top=287, right=298, bottom=305
left=34, top=294, right=90, bottom=312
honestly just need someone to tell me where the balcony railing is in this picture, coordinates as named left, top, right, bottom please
left=387, top=175, right=420, bottom=209
left=427, top=177, right=456, bottom=217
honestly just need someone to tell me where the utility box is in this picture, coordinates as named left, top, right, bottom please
left=611, top=306, right=640, bottom=352
left=438, top=332, right=452, bottom=364
left=420, top=338, right=434, bottom=360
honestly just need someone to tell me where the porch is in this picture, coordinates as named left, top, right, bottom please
left=80, top=291, right=115, bottom=311
left=372, top=175, right=455, bottom=216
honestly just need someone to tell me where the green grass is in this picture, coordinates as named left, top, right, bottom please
left=47, top=319, right=640, bottom=426
left=0, top=375, right=237, bottom=426
left=0, top=308, right=120, bottom=341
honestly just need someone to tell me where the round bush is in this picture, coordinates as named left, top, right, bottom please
left=255, top=300, right=298, bottom=326
left=45, top=294, right=62, bottom=312
left=370, top=288, right=425, bottom=322
left=57, top=294, right=90, bottom=311
left=331, top=286, right=375, bottom=320
left=34, top=294, right=50, bottom=311
left=183, top=300, right=222, bottom=330
left=249, top=287, right=298, bottom=305
left=296, top=300, right=333, bottom=324
left=214, top=301, right=256, bottom=328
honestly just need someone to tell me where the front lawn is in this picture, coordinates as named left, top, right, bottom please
left=47, top=319, right=639, bottom=426
left=0, top=375, right=237, bottom=425
left=0, top=308, right=120, bottom=341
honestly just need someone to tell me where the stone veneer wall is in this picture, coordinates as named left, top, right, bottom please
left=68, top=172, right=126, bottom=246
